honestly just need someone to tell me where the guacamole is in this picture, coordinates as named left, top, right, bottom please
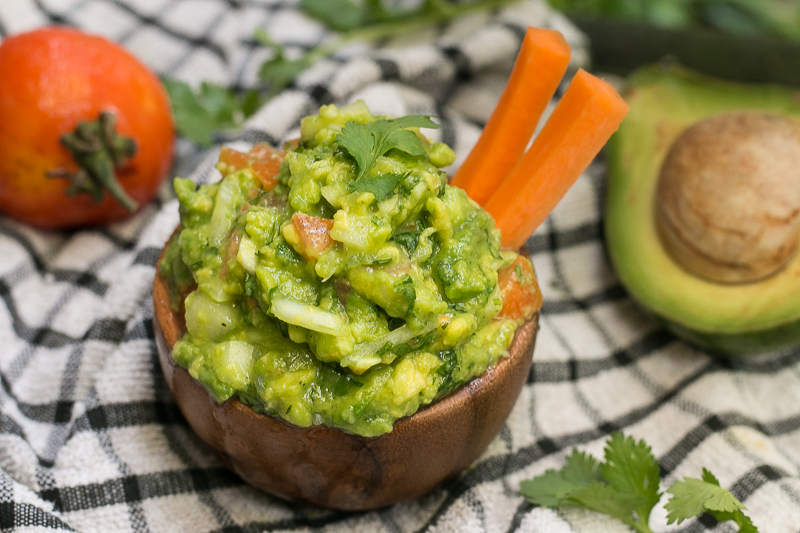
left=162, top=101, right=531, bottom=437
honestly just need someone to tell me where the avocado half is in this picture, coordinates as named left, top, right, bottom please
left=605, top=65, right=800, bottom=356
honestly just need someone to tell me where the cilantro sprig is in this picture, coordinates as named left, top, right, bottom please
left=666, top=469, right=758, bottom=532
left=350, top=173, right=405, bottom=201
left=520, top=433, right=758, bottom=533
left=164, top=0, right=521, bottom=146
left=337, top=116, right=439, bottom=180
left=336, top=116, right=438, bottom=199
left=162, top=79, right=261, bottom=147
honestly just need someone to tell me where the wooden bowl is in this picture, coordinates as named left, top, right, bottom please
left=153, top=241, right=539, bottom=511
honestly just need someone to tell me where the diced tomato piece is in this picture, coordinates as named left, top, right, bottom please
left=292, top=213, right=334, bottom=259
left=218, top=143, right=284, bottom=190
left=219, top=146, right=250, bottom=170
left=497, top=255, right=542, bottom=321
left=248, top=142, right=280, bottom=159
left=250, top=158, right=281, bottom=190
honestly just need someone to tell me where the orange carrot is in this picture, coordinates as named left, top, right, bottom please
left=450, top=27, right=571, bottom=205
left=485, top=69, right=629, bottom=250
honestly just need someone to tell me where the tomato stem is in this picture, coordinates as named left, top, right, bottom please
left=47, top=111, right=139, bottom=212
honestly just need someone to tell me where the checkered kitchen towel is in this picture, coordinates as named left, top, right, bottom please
left=1, top=1, right=798, bottom=532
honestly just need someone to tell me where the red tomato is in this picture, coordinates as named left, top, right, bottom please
left=0, top=26, right=175, bottom=228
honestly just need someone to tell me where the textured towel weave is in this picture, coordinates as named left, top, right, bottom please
left=0, top=1, right=796, bottom=532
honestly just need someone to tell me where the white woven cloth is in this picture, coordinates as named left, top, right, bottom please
left=0, top=1, right=797, bottom=532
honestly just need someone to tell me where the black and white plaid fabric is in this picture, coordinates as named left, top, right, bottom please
left=0, top=1, right=797, bottom=531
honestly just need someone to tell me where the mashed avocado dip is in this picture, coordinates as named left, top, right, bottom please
left=161, top=101, right=532, bottom=437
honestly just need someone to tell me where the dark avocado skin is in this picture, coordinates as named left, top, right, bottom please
left=605, top=65, right=800, bottom=356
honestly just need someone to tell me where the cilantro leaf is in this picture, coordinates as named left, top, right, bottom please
left=163, top=79, right=260, bottom=147
left=708, top=508, right=759, bottom=533
left=394, top=275, right=416, bottom=315
left=337, top=122, right=376, bottom=181
left=521, top=445, right=654, bottom=533
left=519, top=434, right=760, bottom=533
left=569, top=482, right=652, bottom=531
left=351, top=173, right=404, bottom=201
left=520, top=449, right=603, bottom=507
left=300, top=0, right=366, bottom=31
left=337, top=116, right=439, bottom=182
left=666, top=468, right=757, bottom=532
left=258, top=57, right=309, bottom=93
left=254, top=29, right=310, bottom=95
left=602, top=433, right=662, bottom=527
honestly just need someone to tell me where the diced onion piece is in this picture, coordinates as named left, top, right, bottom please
left=237, top=236, right=257, bottom=273
left=200, top=277, right=235, bottom=303
left=184, top=291, right=239, bottom=341
left=271, top=298, right=346, bottom=336
left=209, top=177, right=240, bottom=245
left=213, top=340, right=254, bottom=389
left=344, top=315, right=442, bottom=364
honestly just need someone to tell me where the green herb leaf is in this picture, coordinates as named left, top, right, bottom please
left=258, top=57, right=309, bottom=92
left=394, top=275, right=416, bottom=315
left=519, top=434, right=760, bottom=533
left=254, top=28, right=310, bottom=95
left=520, top=449, right=603, bottom=507
left=708, top=507, right=759, bottom=533
left=601, top=433, right=662, bottom=527
left=300, top=0, right=366, bottom=31
left=337, top=122, right=376, bottom=180
left=351, top=173, right=404, bottom=201
left=569, top=482, right=652, bottom=532
left=163, top=79, right=260, bottom=147
left=666, top=468, right=756, bottom=532
left=337, top=116, right=439, bottom=182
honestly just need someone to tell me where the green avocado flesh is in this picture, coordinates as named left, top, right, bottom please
left=161, top=101, right=528, bottom=436
left=605, top=65, right=800, bottom=355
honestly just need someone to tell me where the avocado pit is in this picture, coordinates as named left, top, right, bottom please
left=655, top=111, right=800, bottom=284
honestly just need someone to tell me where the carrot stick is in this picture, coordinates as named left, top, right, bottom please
left=450, top=27, right=571, bottom=206
left=485, top=69, right=629, bottom=250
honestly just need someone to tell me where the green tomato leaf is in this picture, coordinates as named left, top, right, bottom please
left=601, top=432, right=662, bottom=526
left=350, top=173, right=404, bottom=201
